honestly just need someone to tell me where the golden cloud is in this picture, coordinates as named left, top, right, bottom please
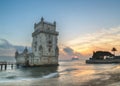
left=61, top=26, right=120, bottom=57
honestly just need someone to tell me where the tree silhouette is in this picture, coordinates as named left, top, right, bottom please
left=111, top=47, right=117, bottom=56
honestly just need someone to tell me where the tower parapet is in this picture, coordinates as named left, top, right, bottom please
left=34, top=17, right=56, bottom=30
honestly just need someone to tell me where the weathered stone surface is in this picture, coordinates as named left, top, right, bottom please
left=15, top=17, right=59, bottom=66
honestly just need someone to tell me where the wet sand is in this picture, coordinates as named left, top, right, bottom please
left=1, top=65, right=120, bottom=86
left=82, top=73, right=120, bottom=86
left=82, top=65, right=120, bottom=86
left=1, top=71, right=120, bottom=86
left=0, top=74, right=119, bottom=86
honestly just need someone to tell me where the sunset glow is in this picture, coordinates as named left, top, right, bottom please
left=59, top=26, right=120, bottom=57
left=0, top=0, right=120, bottom=59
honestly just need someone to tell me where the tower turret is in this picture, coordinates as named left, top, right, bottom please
left=23, top=47, right=28, bottom=54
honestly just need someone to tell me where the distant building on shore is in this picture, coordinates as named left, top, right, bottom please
left=86, top=50, right=120, bottom=64
left=15, top=17, right=59, bottom=66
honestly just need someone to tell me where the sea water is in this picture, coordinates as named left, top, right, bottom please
left=0, top=57, right=117, bottom=85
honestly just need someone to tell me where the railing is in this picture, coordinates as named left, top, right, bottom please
left=0, top=62, right=16, bottom=70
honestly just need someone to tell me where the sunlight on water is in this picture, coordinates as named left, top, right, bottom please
left=0, top=59, right=118, bottom=86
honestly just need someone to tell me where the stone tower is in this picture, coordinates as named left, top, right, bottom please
left=32, top=17, right=59, bottom=65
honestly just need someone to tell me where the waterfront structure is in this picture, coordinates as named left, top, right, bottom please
left=15, top=17, right=59, bottom=66
left=86, top=51, right=120, bottom=64
left=91, top=51, right=114, bottom=60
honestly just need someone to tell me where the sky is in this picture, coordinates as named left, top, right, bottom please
left=0, top=0, right=120, bottom=58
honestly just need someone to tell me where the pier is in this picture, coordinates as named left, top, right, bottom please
left=0, top=62, right=16, bottom=70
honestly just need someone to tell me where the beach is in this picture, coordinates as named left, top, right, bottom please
left=82, top=65, right=120, bottom=86
left=0, top=61, right=120, bottom=86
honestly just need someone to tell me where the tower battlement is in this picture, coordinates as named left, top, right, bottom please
left=34, top=17, right=56, bottom=29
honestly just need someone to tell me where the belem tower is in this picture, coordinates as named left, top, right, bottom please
left=15, top=17, right=59, bottom=66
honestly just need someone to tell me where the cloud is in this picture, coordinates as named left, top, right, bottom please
left=0, top=39, right=15, bottom=56
left=63, top=47, right=74, bottom=55
left=63, top=26, right=120, bottom=56
left=59, top=46, right=83, bottom=60
left=0, top=38, right=83, bottom=60
left=2, top=25, right=120, bottom=58
left=0, top=39, right=31, bottom=56
left=0, top=39, right=13, bottom=49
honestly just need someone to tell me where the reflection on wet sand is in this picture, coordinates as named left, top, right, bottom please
left=81, top=65, right=120, bottom=86
left=0, top=61, right=119, bottom=86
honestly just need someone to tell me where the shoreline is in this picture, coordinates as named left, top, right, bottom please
left=1, top=71, right=120, bottom=86
left=0, top=64, right=120, bottom=86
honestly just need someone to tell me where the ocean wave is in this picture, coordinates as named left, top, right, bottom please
left=64, top=68, right=78, bottom=72
left=59, top=68, right=78, bottom=73
left=6, top=75, right=17, bottom=79
left=42, top=72, right=59, bottom=79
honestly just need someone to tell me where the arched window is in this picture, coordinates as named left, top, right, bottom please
left=39, top=46, right=43, bottom=56
left=48, top=28, right=50, bottom=31
left=39, top=46, right=42, bottom=51
left=55, top=46, right=59, bottom=56
left=48, top=40, right=52, bottom=48
left=48, top=47, right=51, bottom=52
left=48, top=40, right=52, bottom=44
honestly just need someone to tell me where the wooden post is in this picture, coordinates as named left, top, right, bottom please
left=16, top=64, right=19, bottom=68
left=5, top=64, right=7, bottom=70
left=11, top=64, right=13, bottom=69
left=1, top=64, right=3, bottom=70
